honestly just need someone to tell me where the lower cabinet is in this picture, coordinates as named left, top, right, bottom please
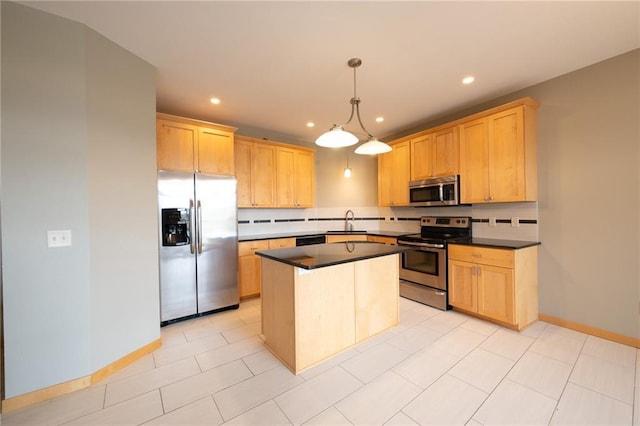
left=448, top=244, right=538, bottom=330
left=238, top=238, right=296, bottom=298
left=326, top=234, right=368, bottom=243
left=367, top=235, right=397, bottom=245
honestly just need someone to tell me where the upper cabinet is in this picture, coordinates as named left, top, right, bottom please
left=235, top=136, right=315, bottom=209
left=234, top=137, right=277, bottom=208
left=156, top=113, right=236, bottom=175
left=459, top=103, right=538, bottom=203
left=378, top=140, right=410, bottom=207
left=276, top=147, right=315, bottom=208
left=410, top=126, right=459, bottom=180
left=388, top=97, right=538, bottom=205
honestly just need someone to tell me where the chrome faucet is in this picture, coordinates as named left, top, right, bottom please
left=345, top=209, right=355, bottom=232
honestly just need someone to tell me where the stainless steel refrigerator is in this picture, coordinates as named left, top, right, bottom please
left=158, top=171, right=239, bottom=324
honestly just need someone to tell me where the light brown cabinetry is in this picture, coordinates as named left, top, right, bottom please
left=235, top=136, right=315, bottom=208
left=234, top=137, right=277, bottom=208
left=238, top=238, right=297, bottom=298
left=367, top=235, right=397, bottom=245
left=268, top=238, right=296, bottom=249
left=238, top=240, right=269, bottom=299
left=459, top=104, right=537, bottom=203
left=156, top=113, right=236, bottom=174
left=261, top=253, right=399, bottom=373
left=378, top=141, right=410, bottom=206
left=326, top=234, right=368, bottom=243
left=410, top=126, right=459, bottom=180
left=448, top=244, right=538, bottom=330
left=276, top=147, right=315, bottom=208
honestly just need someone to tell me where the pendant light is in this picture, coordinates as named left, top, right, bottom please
left=344, top=152, right=352, bottom=178
left=315, top=58, right=391, bottom=155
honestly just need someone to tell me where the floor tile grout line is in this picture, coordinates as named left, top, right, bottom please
left=460, top=324, right=556, bottom=425
left=546, top=328, right=588, bottom=425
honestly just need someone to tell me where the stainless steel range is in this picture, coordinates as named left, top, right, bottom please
left=397, top=216, right=471, bottom=310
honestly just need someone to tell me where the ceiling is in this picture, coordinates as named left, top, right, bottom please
left=21, top=1, right=640, bottom=145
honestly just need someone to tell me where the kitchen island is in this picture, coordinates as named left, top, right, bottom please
left=256, top=242, right=407, bottom=374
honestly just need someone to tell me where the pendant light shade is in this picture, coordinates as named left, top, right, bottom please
left=315, top=126, right=359, bottom=148
left=315, top=58, right=391, bottom=155
left=354, top=138, right=392, bottom=155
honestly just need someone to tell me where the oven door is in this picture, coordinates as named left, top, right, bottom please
left=397, top=242, right=446, bottom=290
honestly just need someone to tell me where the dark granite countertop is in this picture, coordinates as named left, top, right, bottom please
left=255, top=241, right=409, bottom=270
left=449, top=238, right=541, bottom=250
left=238, top=230, right=410, bottom=242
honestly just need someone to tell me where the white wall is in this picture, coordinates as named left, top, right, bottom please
left=1, top=2, right=159, bottom=398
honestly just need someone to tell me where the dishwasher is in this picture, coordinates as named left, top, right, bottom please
left=295, top=235, right=326, bottom=246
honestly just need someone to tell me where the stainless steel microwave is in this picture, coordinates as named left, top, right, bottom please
left=409, top=175, right=461, bottom=207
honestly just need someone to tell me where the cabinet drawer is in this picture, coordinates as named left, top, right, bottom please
left=367, top=236, right=397, bottom=245
left=238, top=240, right=270, bottom=256
left=268, top=238, right=296, bottom=249
left=448, top=244, right=514, bottom=268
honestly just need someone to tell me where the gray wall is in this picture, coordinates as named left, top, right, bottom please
left=532, top=50, right=639, bottom=338
left=314, top=147, right=378, bottom=208
left=1, top=2, right=159, bottom=398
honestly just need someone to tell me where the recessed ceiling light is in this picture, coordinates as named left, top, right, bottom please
left=375, top=117, right=384, bottom=123
left=462, top=76, right=475, bottom=85
left=306, top=122, right=315, bottom=128
left=210, top=97, right=221, bottom=105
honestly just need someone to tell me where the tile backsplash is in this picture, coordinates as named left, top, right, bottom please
left=238, top=202, right=538, bottom=242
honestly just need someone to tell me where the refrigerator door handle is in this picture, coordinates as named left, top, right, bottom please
left=189, top=198, right=195, bottom=254
left=197, top=199, right=203, bottom=254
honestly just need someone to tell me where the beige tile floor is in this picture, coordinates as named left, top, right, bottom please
left=4, top=297, right=639, bottom=425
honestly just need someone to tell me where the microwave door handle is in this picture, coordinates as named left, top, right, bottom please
left=439, top=184, right=445, bottom=204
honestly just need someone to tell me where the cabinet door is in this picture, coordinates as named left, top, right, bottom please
left=477, top=264, right=514, bottom=324
left=268, top=238, right=296, bottom=249
left=234, top=140, right=254, bottom=207
left=391, top=141, right=410, bottom=205
left=238, top=255, right=261, bottom=298
left=410, top=135, right=432, bottom=180
left=294, top=150, right=314, bottom=207
left=276, top=148, right=295, bottom=207
left=157, top=120, right=196, bottom=172
left=198, top=127, right=234, bottom=175
left=459, top=118, right=490, bottom=203
left=432, top=126, right=459, bottom=177
left=488, top=106, right=526, bottom=202
left=252, top=144, right=276, bottom=207
left=367, top=236, right=396, bottom=245
left=377, top=151, right=393, bottom=207
left=326, top=235, right=368, bottom=243
left=448, top=260, right=477, bottom=312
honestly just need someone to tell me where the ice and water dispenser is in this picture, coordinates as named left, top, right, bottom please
left=161, top=208, right=191, bottom=246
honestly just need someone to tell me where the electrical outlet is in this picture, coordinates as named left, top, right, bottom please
left=47, top=230, right=72, bottom=248
left=489, top=217, right=497, bottom=227
left=511, top=217, right=520, bottom=227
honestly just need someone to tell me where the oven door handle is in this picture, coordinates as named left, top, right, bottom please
left=398, top=241, right=445, bottom=249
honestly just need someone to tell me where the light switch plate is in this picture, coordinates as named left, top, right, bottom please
left=47, top=230, right=72, bottom=248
